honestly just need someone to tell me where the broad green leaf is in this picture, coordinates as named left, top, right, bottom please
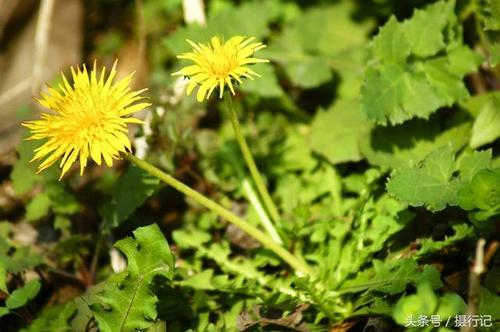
left=457, top=167, right=500, bottom=214
left=393, top=283, right=466, bottom=328
left=360, top=113, right=471, bottom=168
left=393, top=283, right=438, bottom=326
left=387, top=147, right=493, bottom=211
left=403, top=1, right=454, bottom=57
left=239, top=63, right=283, bottom=97
left=101, top=166, right=159, bottom=229
left=0, top=246, right=43, bottom=274
left=362, top=64, right=441, bottom=124
left=91, top=224, right=174, bottom=332
left=263, top=2, right=371, bottom=88
left=5, top=280, right=41, bottom=310
left=309, top=99, right=372, bottom=164
left=387, top=146, right=460, bottom=211
left=361, top=1, right=480, bottom=125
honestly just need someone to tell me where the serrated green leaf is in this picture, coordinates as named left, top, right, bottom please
left=387, top=146, right=459, bottom=211
left=263, top=2, right=371, bottom=89
left=91, top=224, right=174, bottom=332
left=402, top=1, right=454, bottom=57
left=361, top=1, right=479, bottom=125
left=309, top=99, right=371, bottom=164
left=371, top=16, right=410, bottom=64
left=361, top=113, right=471, bottom=168
left=362, top=64, right=442, bottom=125
left=417, top=224, right=474, bottom=257
left=6, top=280, right=41, bottom=310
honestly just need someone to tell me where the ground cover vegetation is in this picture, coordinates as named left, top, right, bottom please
left=0, top=0, right=499, bottom=331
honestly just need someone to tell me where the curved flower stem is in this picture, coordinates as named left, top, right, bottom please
left=226, top=95, right=281, bottom=224
left=126, top=154, right=312, bottom=277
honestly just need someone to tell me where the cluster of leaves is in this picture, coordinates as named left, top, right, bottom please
left=1, top=0, right=499, bottom=331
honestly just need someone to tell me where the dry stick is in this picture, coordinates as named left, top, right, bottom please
left=32, top=0, right=56, bottom=95
left=461, top=238, right=486, bottom=332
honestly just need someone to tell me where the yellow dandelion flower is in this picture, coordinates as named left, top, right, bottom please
left=23, top=62, right=150, bottom=179
left=172, top=36, right=269, bottom=102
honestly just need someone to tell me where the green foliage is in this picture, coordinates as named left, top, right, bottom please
left=7, top=0, right=500, bottom=331
left=393, top=283, right=466, bottom=331
left=100, top=166, right=160, bottom=229
left=5, top=280, right=41, bottom=310
left=387, top=147, right=492, bottom=211
left=309, top=99, right=371, bottom=164
left=90, top=224, right=174, bottom=332
left=361, top=1, right=481, bottom=125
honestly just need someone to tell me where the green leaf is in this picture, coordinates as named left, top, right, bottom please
left=101, top=166, right=160, bottom=229
left=239, top=63, right=284, bottom=97
left=22, top=302, right=77, bottom=332
left=0, top=260, right=8, bottom=294
left=469, top=93, right=500, bottom=148
left=402, top=1, right=454, bottom=57
left=393, top=283, right=438, bottom=326
left=263, top=2, right=371, bottom=88
left=91, top=224, right=174, bottom=332
left=393, top=283, right=466, bottom=328
left=360, top=113, right=471, bottom=168
left=309, top=99, right=372, bottom=164
left=361, top=64, right=441, bottom=125
left=457, top=168, right=500, bottom=213
left=25, top=193, right=51, bottom=221
left=417, top=224, right=474, bottom=257
left=10, top=139, right=41, bottom=196
left=0, top=307, right=9, bottom=318
left=340, top=260, right=442, bottom=295
left=387, top=146, right=492, bottom=211
left=479, top=287, right=500, bottom=320
left=361, top=1, right=480, bottom=125
left=5, top=280, right=41, bottom=310
left=483, top=0, right=500, bottom=30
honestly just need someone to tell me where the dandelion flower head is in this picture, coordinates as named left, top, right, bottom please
left=23, top=62, right=150, bottom=179
left=172, top=36, right=268, bottom=102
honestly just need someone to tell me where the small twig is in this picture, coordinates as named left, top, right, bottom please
left=32, top=0, right=56, bottom=95
left=483, top=240, right=498, bottom=266
left=461, top=238, right=486, bottom=332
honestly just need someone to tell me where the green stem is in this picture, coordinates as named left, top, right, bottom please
left=126, top=154, right=312, bottom=277
left=226, top=95, right=281, bottom=223
left=242, top=178, right=283, bottom=245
